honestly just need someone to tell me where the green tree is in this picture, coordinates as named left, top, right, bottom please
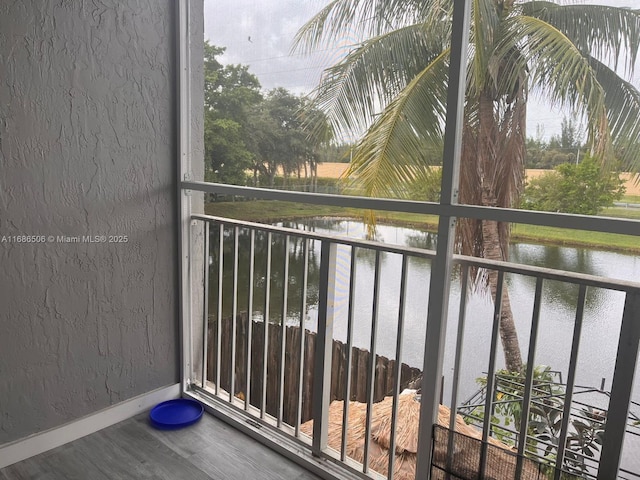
left=522, top=157, right=625, bottom=215
left=295, top=1, right=640, bottom=371
left=248, top=88, right=302, bottom=186
left=408, top=168, right=443, bottom=202
left=205, top=118, right=253, bottom=185
left=526, top=118, right=583, bottom=169
left=204, top=42, right=262, bottom=184
left=248, top=89, right=332, bottom=188
left=560, top=117, right=580, bottom=151
left=299, top=102, right=335, bottom=190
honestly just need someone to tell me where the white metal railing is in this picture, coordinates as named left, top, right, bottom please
left=186, top=211, right=640, bottom=480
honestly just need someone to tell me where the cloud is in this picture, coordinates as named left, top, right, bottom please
left=204, top=0, right=639, bottom=137
left=204, top=0, right=332, bottom=94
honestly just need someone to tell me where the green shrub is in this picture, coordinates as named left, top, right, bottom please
left=522, top=157, right=625, bottom=215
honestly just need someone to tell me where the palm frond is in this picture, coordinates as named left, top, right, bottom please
left=344, top=50, right=450, bottom=198
left=495, top=92, right=527, bottom=257
left=305, top=23, right=449, bottom=138
left=521, top=1, right=640, bottom=74
left=586, top=56, right=640, bottom=172
left=472, top=0, right=502, bottom=88
left=502, top=15, right=612, bottom=161
left=291, top=0, right=443, bottom=55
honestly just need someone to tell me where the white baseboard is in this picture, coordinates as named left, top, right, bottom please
left=0, top=383, right=181, bottom=469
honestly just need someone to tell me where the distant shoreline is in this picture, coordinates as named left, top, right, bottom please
left=313, top=163, right=640, bottom=196
left=205, top=200, right=640, bottom=254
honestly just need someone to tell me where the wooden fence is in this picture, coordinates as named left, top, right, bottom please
left=207, top=312, right=423, bottom=426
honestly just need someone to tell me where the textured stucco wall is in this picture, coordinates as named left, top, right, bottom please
left=0, top=1, right=202, bottom=444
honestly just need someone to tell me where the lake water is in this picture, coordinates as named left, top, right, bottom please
left=214, top=218, right=639, bottom=402
left=261, top=219, right=637, bottom=401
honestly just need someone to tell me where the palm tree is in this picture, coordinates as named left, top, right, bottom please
left=293, top=0, right=640, bottom=372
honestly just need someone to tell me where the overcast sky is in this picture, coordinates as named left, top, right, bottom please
left=204, top=0, right=639, bottom=139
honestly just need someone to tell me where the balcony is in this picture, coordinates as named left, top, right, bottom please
left=176, top=188, right=640, bottom=480
left=3, top=195, right=638, bottom=480
left=2, top=1, right=640, bottom=479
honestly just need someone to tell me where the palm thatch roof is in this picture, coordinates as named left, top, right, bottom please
left=300, top=392, right=543, bottom=480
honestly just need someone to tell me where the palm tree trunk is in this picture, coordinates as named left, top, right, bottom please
left=312, top=161, right=318, bottom=192
left=478, top=91, right=523, bottom=373
left=481, top=212, right=524, bottom=372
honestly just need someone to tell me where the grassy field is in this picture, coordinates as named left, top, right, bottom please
left=205, top=199, right=640, bottom=253
left=205, top=200, right=361, bottom=222
left=620, top=194, right=640, bottom=204
left=510, top=223, right=639, bottom=252
left=602, top=206, right=640, bottom=220
left=315, top=163, right=640, bottom=195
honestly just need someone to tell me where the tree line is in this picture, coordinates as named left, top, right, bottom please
left=526, top=117, right=583, bottom=169
left=204, top=42, right=353, bottom=189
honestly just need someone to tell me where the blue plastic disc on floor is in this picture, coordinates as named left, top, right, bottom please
left=149, top=399, right=204, bottom=430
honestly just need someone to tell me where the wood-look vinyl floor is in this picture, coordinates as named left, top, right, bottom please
left=1, top=412, right=321, bottom=480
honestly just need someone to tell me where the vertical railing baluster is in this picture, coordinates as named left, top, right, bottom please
left=215, top=223, right=224, bottom=395
left=515, top=277, right=544, bottom=478
left=363, top=250, right=382, bottom=474
left=261, top=232, right=272, bottom=419
left=388, top=254, right=409, bottom=480
left=277, top=236, right=290, bottom=427
left=312, top=240, right=337, bottom=456
left=245, top=229, right=255, bottom=411
left=597, top=289, right=640, bottom=480
left=479, top=270, right=505, bottom=479
left=202, top=221, right=210, bottom=389
left=447, top=263, right=470, bottom=473
left=554, top=284, right=587, bottom=479
left=229, top=226, right=239, bottom=402
left=295, top=238, right=309, bottom=437
left=340, top=247, right=358, bottom=460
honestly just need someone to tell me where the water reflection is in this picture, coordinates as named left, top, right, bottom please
left=210, top=226, right=321, bottom=324
left=511, top=244, right=596, bottom=274
left=405, top=231, right=438, bottom=250
left=510, top=244, right=605, bottom=313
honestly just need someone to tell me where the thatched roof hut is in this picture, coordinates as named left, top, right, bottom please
left=300, top=392, right=543, bottom=480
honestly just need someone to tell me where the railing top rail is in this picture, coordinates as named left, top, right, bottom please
left=452, top=255, right=640, bottom=292
left=183, top=181, right=640, bottom=237
left=191, top=214, right=437, bottom=259
left=192, top=213, right=640, bottom=293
